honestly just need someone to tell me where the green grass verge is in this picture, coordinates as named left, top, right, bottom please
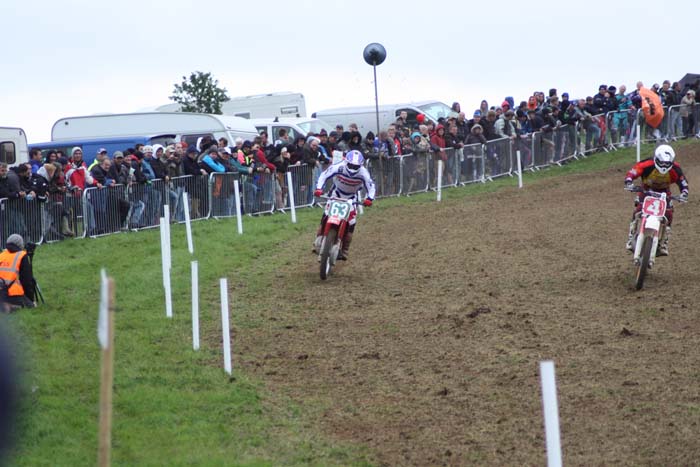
left=4, top=139, right=695, bottom=466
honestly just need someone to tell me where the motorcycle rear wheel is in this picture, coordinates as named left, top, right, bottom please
left=319, top=227, right=337, bottom=281
left=635, top=235, right=653, bottom=290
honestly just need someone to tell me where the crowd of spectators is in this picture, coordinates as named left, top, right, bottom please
left=2, top=78, right=699, bottom=243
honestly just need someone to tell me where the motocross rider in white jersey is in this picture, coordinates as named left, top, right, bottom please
left=313, top=150, right=376, bottom=260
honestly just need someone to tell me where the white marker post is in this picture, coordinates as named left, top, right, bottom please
left=160, top=217, right=173, bottom=318
left=286, top=171, right=297, bottom=224
left=191, top=261, right=199, bottom=350
left=233, top=179, right=243, bottom=235
left=516, top=150, right=523, bottom=189
left=97, top=269, right=115, bottom=467
left=357, top=190, right=364, bottom=215
left=163, top=204, right=171, bottom=270
left=540, top=361, right=563, bottom=467
left=437, top=159, right=443, bottom=202
left=220, top=278, right=232, bottom=375
left=182, top=191, right=194, bottom=254
left=636, top=122, right=641, bottom=162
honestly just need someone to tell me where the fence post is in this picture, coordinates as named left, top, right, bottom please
left=636, top=109, right=641, bottom=163
left=540, top=361, right=563, bottom=467
left=191, top=261, right=199, bottom=351
left=516, top=150, right=523, bottom=189
left=233, top=179, right=243, bottom=234
left=220, top=278, right=232, bottom=375
left=286, top=171, right=297, bottom=224
left=436, top=159, right=443, bottom=202
left=182, top=191, right=194, bottom=254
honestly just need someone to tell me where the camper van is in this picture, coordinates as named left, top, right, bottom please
left=312, top=101, right=455, bottom=134
left=34, top=112, right=259, bottom=165
left=155, top=92, right=307, bottom=119
left=249, top=117, right=333, bottom=143
left=0, top=127, right=29, bottom=167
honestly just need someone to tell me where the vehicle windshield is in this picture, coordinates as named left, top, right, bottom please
left=417, top=102, right=454, bottom=121
left=297, top=119, right=333, bottom=135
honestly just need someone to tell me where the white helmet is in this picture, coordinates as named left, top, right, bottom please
left=654, top=144, right=675, bottom=174
left=344, top=150, right=364, bottom=175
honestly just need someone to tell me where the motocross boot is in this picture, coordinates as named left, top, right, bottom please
left=312, top=224, right=324, bottom=253
left=658, top=226, right=670, bottom=256
left=337, top=231, right=352, bottom=261
left=625, top=218, right=638, bottom=252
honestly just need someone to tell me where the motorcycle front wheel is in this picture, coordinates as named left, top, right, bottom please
left=635, top=235, right=653, bottom=290
left=319, top=227, right=337, bottom=281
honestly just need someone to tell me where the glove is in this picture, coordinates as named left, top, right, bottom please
left=363, top=198, right=373, bottom=207
left=624, top=180, right=634, bottom=191
left=313, top=189, right=323, bottom=197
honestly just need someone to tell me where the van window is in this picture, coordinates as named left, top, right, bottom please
left=396, top=108, right=420, bottom=127
left=0, top=142, right=16, bottom=165
left=273, top=126, right=301, bottom=142
left=181, top=133, right=215, bottom=149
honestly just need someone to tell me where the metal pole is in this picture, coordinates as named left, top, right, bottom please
left=373, top=63, right=380, bottom=136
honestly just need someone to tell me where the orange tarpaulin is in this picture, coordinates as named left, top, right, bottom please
left=639, top=87, right=664, bottom=129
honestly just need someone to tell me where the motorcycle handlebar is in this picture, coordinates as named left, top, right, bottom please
left=317, top=195, right=362, bottom=206
left=625, top=185, right=688, bottom=202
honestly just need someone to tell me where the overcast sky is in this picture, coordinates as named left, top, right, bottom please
left=1, top=0, right=694, bottom=142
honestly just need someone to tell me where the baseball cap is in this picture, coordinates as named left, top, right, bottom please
left=219, top=146, right=232, bottom=155
left=113, top=151, right=124, bottom=159
left=98, top=148, right=108, bottom=154
left=473, top=110, right=481, bottom=117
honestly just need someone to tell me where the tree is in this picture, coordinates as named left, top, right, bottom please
left=169, top=71, right=230, bottom=114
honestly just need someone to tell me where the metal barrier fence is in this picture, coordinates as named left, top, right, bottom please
left=241, top=172, right=276, bottom=215
left=170, top=175, right=210, bottom=222
left=127, top=180, right=165, bottom=230
left=483, top=137, right=513, bottom=179
left=208, top=173, right=239, bottom=218
left=401, top=153, right=430, bottom=195
left=459, top=143, right=485, bottom=184
left=10, top=118, right=692, bottom=246
left=286, top=164, right=316, bottom=208
left=367, top=156, right=402, bottom=197
left=429, top=148, right=459, bottom=189
left=83, top=185, right=129, bottom=237
left=0, top=197, right=43, bottom=246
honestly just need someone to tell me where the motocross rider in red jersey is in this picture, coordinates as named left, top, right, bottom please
left=624, top=144, right=688, bottom=255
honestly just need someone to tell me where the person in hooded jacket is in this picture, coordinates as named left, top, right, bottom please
left=430, top=124, right=451, bottom=185
left=463, top=124, right=487, bottom=182
left=348, top=132, right=363, bottom=152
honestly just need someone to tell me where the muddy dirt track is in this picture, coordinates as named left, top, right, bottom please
left=240, top=145, right=700, bottom=466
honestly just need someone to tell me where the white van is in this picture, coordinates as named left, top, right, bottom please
left=249, top=117, right=333, bottom=143
left=312, top=101, right=455, bottom=134
left=155, top=92, right=307, bottom=119
left=0, top=127, right=29, bottom=167
left=51, top=112, right=259, bottom=147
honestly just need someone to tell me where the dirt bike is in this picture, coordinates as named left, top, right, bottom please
left=317, top=197, right=357, bottom=280
left=626, top=186, right=685, bottom=290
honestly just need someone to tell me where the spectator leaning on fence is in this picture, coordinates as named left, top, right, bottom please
left=0, top=163, right=23, bottom=200
left=680, top=90, right=696, bottom=137
left=65, top=147, right=94, bottom=195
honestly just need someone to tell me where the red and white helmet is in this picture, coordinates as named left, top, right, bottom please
left=345, top=150, right=364, bottom=174
left=654, top=144, right=675, bottom=174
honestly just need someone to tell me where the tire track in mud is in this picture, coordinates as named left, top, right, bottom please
left=239, top=144, right=700, bottom=466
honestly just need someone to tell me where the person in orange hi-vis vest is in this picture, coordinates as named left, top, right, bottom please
left=0, top=234, right=35, bottom=311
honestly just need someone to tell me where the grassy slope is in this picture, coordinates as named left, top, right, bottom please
left=5, top=140, right=695, bottom=465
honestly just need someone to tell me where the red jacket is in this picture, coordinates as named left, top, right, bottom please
left=625, top=158, right=688, bottom=194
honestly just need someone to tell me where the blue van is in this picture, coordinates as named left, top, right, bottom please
left=29, top=135, right=178, bottom=166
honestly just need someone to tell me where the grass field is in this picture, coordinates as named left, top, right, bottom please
left=4, top=139, right=696, bottom=466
